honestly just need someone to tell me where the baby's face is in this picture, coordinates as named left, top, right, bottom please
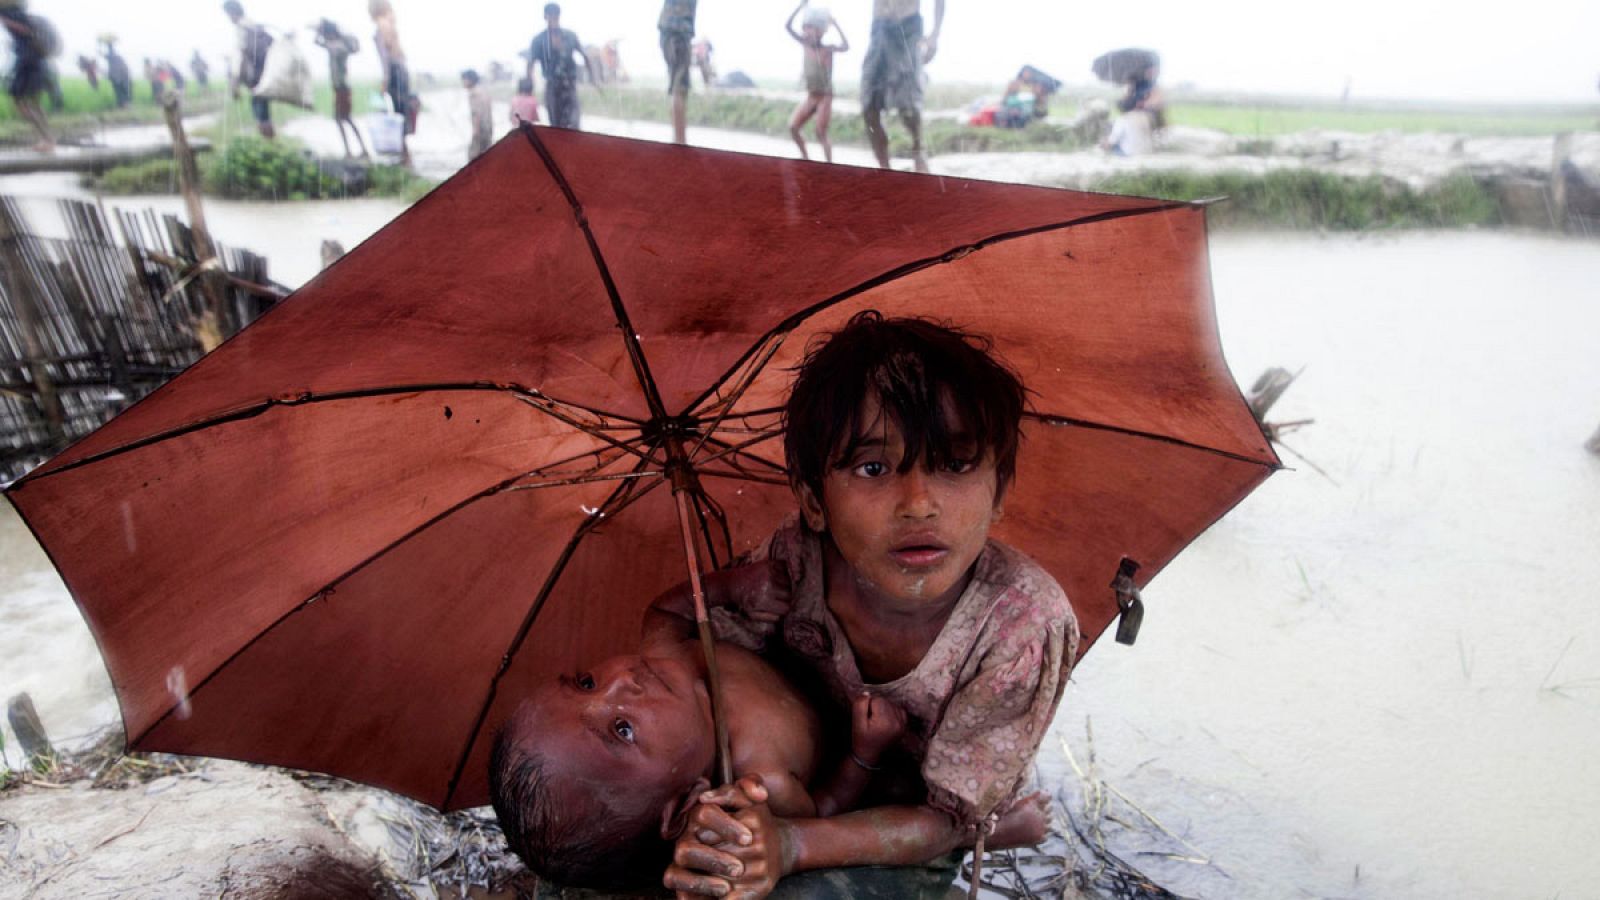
left=518, top=652, right=715, bottom=802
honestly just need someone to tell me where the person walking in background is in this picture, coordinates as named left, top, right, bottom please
left=223, top=1, right=276, bottom=139
left=527, top=3, right=596, bottom=131
left=463, top=69, right=493, bottom=160
left=369, top=0, right=417, bottom=167
left=143, top=57, right=163, bottom=103
left=784, top=3, right=848, bottom=163
left=691, top=37, right=715, bottom=89
left=101, top=36, right=132, bottom=108
left=510, top=76, right=540, bottom=126
left=77, top=54, right=99, bottom=90
left=191, top=50, right=210, bottom=89
left=657, top=0, right=695, bottom=144
left=862, top=0, right=943, bottom=173
left=315, top=19, right=368, bottom=158
left=1, top=3, right=54, bottom=152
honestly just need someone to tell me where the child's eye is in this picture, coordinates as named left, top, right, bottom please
left=613, top=719, right=635, bottom=743
left=575, top=673, right=595, bottom=690
left=852, top=460, right=889, bottom=478
left=945, top=458, right=978, bottom=474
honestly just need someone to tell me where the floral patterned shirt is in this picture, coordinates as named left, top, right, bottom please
left=711, top=517, right=1079, bottom=826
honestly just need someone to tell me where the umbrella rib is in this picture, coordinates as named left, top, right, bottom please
left=682, top=200, right=1196, bottom=416
left=519, top=125, right=670, bottom=423
left=697, top=469, right=792, bottom=488
left=12, top=383, right=644, bottom=484
left=441, top=465, right=666, bottom=809
left=693, top=429, right=784, bottom=468
left=519, top=441, right=642, bottom=481
left=503, top=469, right=663, bottom=493
left=126, top=462, right=662, bottom=751
left=1027, top=411, right=1284, bottom=468
left=686, top=334, right=789, bottom=459
left=689, top=485, right=736, bottom=570
left=512, top=394, right=661, bottom=467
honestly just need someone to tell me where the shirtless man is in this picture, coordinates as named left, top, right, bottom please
left=861, top=0, right=944, bottom=173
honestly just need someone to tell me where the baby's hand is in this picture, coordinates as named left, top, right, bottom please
left=849, top=691, right=907, bottom=764
left=734, top=557, right=792, bottom=625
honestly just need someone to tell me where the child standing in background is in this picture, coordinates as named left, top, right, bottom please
left=315, top=19, right=368, bottom=159
left=784, top=3, right=848, bottom=163
left=509, top=77, right=540, bottom=126
left=463, top=68, right=492, bottom=160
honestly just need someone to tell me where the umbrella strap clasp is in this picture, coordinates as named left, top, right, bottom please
left=1111, top=557, right=1143, bottom=646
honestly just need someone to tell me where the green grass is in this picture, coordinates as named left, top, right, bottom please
left=584, top=86, right=1092, bottom=155
left=1166, top=103, right=1599, bottom=138
left=1, top=75, right=391, bottom=145
left=83, top=135, right=435, bottom=203
left=0, top=75, right=228, bottom=143
left=1087, top=170, right=1501, bottom=230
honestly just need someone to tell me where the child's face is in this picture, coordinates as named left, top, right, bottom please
left=802, top=24, right=824, bottom=41
left=803, top=393, right=1002, bottom=606
left=517, top=651, right=714, bottom=803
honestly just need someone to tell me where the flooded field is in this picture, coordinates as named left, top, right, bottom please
left=3, top=145, right=1599, bottom=897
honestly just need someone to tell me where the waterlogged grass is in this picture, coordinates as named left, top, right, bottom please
left=0, top=75, right=387, bottom=144
left=0, top=75, right=228, bottom=143
left=1167, top=103, right=1599, bottom=137
left=84, top=136, right=435, bottom=202
left=584, top=86, right=1091, bottom=155
left=1088, top=170, right=1501, bottom=230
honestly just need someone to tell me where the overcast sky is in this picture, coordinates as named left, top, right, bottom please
left=31, top=0, right=1600, bottom=104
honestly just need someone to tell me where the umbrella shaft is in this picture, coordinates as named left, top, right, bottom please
left=675, top=489, right=736, bottom=786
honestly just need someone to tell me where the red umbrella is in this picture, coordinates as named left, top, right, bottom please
left=4, top=126, right=1278, bottom=812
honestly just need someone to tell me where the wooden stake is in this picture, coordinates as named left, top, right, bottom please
left=6, top=693, right=56, bottom=764
left=1551, top=133, right=1572, bottom=233
left=159, top=93, right=236, bottom=342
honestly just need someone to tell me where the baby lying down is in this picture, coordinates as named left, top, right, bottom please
left=488, top=636, right=907, bottom=890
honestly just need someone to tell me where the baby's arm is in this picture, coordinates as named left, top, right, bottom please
left=811, top=692, right=906, bottom=818
left=641, top=557, right=788, bottom=652
left=666, top=788, right=1048, bottom=899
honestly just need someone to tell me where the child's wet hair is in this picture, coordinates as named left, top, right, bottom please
left=488, top=716, right=669, bottom=889
left=784, top=311, right=1027, bottom=503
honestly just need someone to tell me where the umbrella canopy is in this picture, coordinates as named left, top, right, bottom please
left=1092, top=47, right=1160, bottom=84
left=5, top=126, right=1278, bottom=812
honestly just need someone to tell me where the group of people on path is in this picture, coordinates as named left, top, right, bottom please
left=220, top=1, right=417, bottom=164
left=516, top=0, right=943, bottom=171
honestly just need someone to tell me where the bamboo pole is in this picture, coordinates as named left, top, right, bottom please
left=159, top=93, right=236, bottom=345
left=0, top=202, right=66, bottom=446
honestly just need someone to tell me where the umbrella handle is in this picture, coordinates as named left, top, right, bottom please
left=675, top=489, right=736, bottom=787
